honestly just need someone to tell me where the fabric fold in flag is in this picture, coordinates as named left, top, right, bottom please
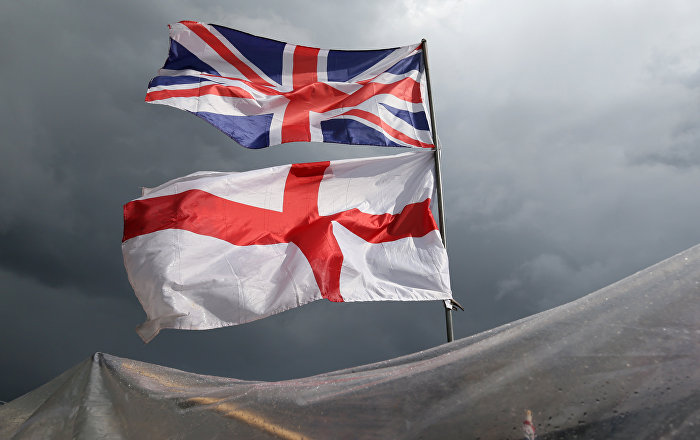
left=122, top=152, right=451, bottom=342
left=146, top=21, right=435, bottom=149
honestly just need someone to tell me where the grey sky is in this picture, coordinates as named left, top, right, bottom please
left=2, top=0, right=700, bottom=401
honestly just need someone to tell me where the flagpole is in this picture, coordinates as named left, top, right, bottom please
left=421, top=39, right=455, bottom=343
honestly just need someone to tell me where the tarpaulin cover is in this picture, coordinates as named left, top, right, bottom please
left=2, top=244, right=699, bottom=439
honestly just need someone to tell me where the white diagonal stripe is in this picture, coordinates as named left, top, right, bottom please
left=347, top=45, right=421, bottom=82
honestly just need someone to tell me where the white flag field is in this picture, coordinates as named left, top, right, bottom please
left=122, top=151, right=452, bottom=342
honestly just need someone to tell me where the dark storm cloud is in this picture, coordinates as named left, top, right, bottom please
left=3, top=0, right=700, bottom=403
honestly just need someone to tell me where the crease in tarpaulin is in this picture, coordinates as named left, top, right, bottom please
left=183, top=396, right=310, bottom=440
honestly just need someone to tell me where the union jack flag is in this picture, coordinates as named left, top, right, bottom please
left=146, top=21, right=435, bottom=149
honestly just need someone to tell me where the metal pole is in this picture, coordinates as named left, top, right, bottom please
left=421, top=39, right=454, bottom=343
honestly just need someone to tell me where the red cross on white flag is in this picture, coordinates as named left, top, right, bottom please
left=122, top=152, right=451, bottom=342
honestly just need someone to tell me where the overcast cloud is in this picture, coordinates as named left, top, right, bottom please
left=2, top=0, right=700, bottom=401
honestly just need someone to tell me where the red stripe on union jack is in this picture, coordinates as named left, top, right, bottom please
left=145, top=21, right=435, bottom=149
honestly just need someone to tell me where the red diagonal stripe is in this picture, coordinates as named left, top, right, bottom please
left=201, top=73, right=283, bottom=96
left=181, top=21, right=275, bottom=87
left=339, top=109, right=434, bottom=148
left=342, top=77, right=424, bottom=107
left=145, top=83, right=255, bottom=102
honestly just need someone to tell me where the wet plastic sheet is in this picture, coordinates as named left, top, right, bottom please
left=2, top=245, right=699, bottom=439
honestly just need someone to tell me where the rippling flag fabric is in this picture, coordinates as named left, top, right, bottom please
left=122, top=152, right=451, bottom=342
left=146, top=21, right=435, bottom=149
